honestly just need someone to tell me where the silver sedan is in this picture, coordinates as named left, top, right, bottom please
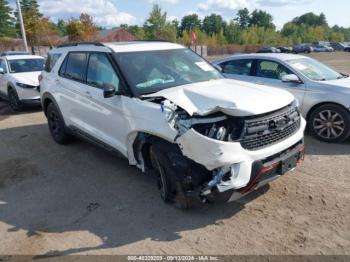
left=213, top=53, right=350, bottom=142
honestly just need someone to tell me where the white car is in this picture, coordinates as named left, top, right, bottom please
left=0, top=54, right=44, bottom=111
left=40, top=42, right=305, bottom=208
left=213, top=53, right=350, bottom=142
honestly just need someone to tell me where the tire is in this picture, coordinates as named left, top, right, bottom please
left=309, top=104, right=350, bottom=143
left=150, top=146, right=174, bottom=203
left=8, top=88, right=23, bottom=111
left=47, top=103, right=74, bottom=145
left=150, top=145, right=192, bottom=208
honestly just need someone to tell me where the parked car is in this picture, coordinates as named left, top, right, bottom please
left=312, top=44, right=334, bottom=52
left=330, top=42, right=349, bottom=51
left=293, top=44, right=313, bottom=54
left=278, top=46, right=293, bottom=53
left=213, top=53, right=350, bottom=143
left=0, top=54, right=44, bottom=111
left=40, top=42, right=305, bottom=208
left=312, top=41, right=331, bottom=47
left=344, top=46, right=350, bottom=52
left=257, top=47, right=281, bottom=53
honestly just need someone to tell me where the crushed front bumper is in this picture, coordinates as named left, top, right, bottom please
left=199, top=140, right=305, bottom=202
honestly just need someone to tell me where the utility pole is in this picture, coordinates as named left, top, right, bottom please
left=16, top=0, right=28, bottom=52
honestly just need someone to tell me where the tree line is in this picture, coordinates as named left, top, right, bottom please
left=1, top=0, right=349, bottom=48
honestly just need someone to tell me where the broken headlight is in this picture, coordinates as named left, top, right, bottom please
left=193, top=117, right=244, bottom=142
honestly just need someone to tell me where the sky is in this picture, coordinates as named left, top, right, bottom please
left=9, top=0, right=350, bottom=29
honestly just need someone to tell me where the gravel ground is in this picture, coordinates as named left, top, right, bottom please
left=0, top=52, right=349, bottom=256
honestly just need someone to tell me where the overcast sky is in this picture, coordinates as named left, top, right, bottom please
left=10, top=0, right=350, bottom=29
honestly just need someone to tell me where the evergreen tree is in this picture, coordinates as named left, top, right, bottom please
left=20, top=0, right=41, bottom=16
left=0, top=0, right=16, bottom=37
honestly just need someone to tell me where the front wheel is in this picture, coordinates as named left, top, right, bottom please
left=309, top=104, right=350, bottom=143
left=8, top=88, right=23, bottom=111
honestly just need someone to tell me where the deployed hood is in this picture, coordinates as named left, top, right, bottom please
left=10, top=71, right=41, bottom=86
left=144, top=78, right=295, bottom=116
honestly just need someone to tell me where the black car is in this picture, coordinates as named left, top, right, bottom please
left=257, top=47, right=281, bottom=53
left=278, top=46, right=293, bottom=53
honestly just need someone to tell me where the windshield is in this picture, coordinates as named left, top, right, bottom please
left=287, top=58, right=342, bottom=81
left=114, top=48, right=222, bottom=96
left=8, top=59, right=44, bottom=73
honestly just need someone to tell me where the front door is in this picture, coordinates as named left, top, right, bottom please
left=254, top=59, right=306, bottom=109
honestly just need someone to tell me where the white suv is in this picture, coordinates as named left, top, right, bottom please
left=40, top=42, right=306, bottom=208
left=0, top=54, right=44, bottom=111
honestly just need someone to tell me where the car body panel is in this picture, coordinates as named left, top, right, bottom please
left=143, top=78, right=295, bottom=117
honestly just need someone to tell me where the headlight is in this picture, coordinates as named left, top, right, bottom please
left=193, top=117, right=244, bottom=142
left=16, top=82, right=37, bottom=88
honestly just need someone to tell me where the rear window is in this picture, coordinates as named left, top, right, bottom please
left=59, top=52, right=87, bottom=82
left=45, top=53, right=61, bottom=72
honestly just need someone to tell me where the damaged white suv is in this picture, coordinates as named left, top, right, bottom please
left=40, top=42, right=306, bottom=208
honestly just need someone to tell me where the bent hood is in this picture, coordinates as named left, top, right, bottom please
left=10, top=71, right=41, bottom=86
left=144, top=78, right=295, bottom=116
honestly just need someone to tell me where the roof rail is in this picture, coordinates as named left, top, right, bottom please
left=56, top=42, right=105, bottom=48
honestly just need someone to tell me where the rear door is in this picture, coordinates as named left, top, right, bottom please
left=218, top=59, right=256, bottom=82
left=253, top=59, right=306, bottom=106
left=56, top=52, right=91, bottom=130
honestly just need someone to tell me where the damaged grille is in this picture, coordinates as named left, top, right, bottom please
left=240, top=104, right=301, bottom=151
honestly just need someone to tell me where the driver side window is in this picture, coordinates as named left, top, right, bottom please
left=256, top=60, right=292, bottom=80
left=87, top=53, right=120, bottom=90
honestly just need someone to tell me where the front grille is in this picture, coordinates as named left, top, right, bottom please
left=240, top=104, right=301, bottom=151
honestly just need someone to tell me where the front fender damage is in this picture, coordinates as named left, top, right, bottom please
left=132, top=99, right=253, bottom=201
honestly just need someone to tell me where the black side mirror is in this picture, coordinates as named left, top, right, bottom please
left=103, top=83, right=116, bottom=98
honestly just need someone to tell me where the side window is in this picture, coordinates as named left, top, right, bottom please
left=60, top=52, right=87, bottom=82
left=220, top=59, right=253, bottom=75
left=45, top=53, right=61, bottom=72
left=0, top=59, right=7, bottom=73
left=87, top=53, right=119, bottom=89
left=256, top=60, right=292, bottom=80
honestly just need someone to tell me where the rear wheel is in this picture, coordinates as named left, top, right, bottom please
left=8, top=88, right=23, bottom=111
left=47, top=103, right=74, bottom=145
left=309, top=104, right=350, bottom=143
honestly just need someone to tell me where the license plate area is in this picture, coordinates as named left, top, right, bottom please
left=279, top=153, right=298, bottom=174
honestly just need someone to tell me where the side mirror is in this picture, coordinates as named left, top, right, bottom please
left=103, top=83, right=116, bottom=98
left=281, top=74, right=302, bottom=84
left=0, top=68, right=4, bottom=74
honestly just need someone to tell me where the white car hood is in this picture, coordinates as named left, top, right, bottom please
left=10, top=71, right=41, bottom=86
left=144, top=78, right=295, bottom=116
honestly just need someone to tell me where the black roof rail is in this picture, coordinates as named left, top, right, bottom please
left=56, top=42, right=105, bottom=48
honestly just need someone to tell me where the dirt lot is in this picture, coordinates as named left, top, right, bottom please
left=0, top=52, right=349, bottom=256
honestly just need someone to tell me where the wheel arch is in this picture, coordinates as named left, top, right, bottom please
left=306, top=101, right=350, bottom=122
left=127, top=130, right=178, bottom=171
